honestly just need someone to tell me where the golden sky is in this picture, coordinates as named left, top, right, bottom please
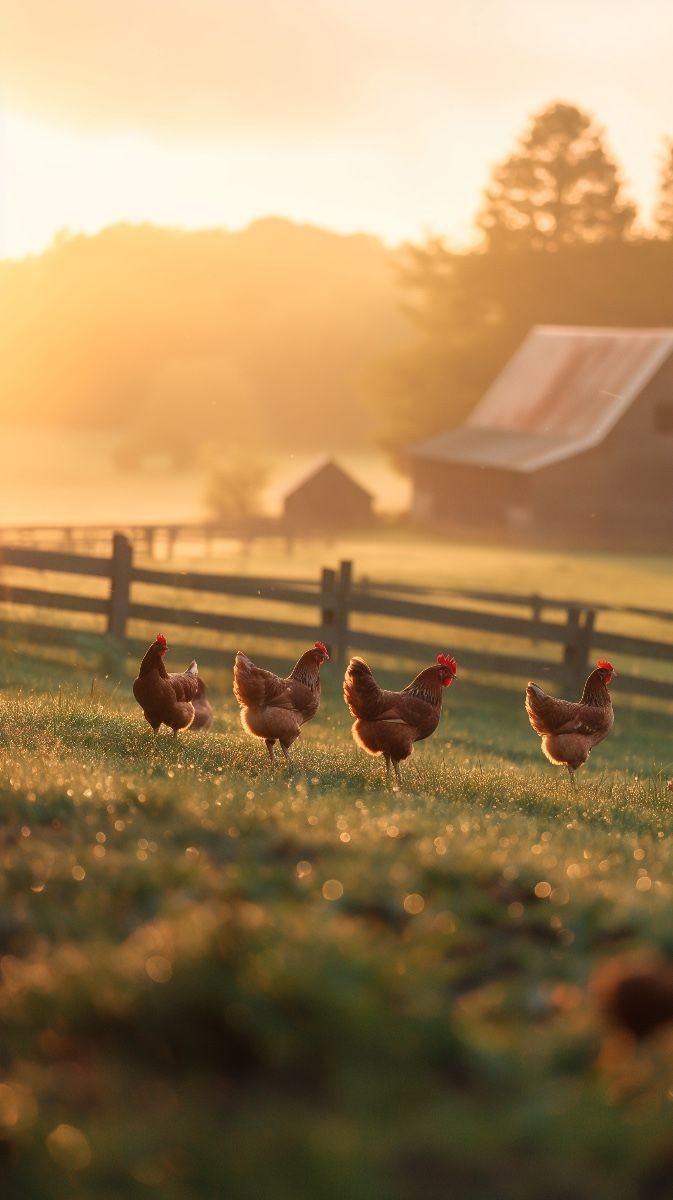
left=1, top=0, right=672, bottom=257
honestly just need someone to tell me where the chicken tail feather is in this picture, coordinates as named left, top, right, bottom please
left=233, top=650, right=271, bottom=708
left=525, top=682, right=554, bottom=735
left=343, top=657, right=382, bottom=720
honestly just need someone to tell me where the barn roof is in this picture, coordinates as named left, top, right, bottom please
left=410, top=326, right=673, bottom=473
left=284, top=457, right=373, bottom=501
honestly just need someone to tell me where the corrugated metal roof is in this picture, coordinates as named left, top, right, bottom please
left=410, top=426, right=580, bottom=472
left=410, top=326, right=673, bottom=472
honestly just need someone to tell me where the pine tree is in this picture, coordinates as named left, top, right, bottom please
left=478, top=102, right=636, bottom=251
left=654, top=140, right=673, bottom=239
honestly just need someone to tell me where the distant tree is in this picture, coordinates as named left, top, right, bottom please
left=0, top=220, right=402, bottom=453
left=372, top=238, right=509, bottom=449
left=376, top=234, right=673, bottom=452
left=478, top=102, right=636, bottom=250
left=204, top=456, right=269, bottom=525
left=654, top=140, right=673, bottom=239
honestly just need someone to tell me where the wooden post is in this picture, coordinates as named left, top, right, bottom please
left=563, top=605, right=593, bottom=693
left=320, top=567, right=337, bottom=661
left=108, top=532, right=133, bottom=640
left=578, top=608, right=596, bottom=683
left=334, top=560, right=352, bottom=670
left=563, top=605, right=580, bottom=691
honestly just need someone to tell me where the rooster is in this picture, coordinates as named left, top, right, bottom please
left=343, top=653, right=457, bottom=787
left=233, top=641, right=329, bottom=765
left=525, top=659, right=616, bottom=781
left=133, top=634, right=209, bottom=736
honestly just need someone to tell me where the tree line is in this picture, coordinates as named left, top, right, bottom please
left=2, top=101, right=672, bottom=466
left=381, top=102, right=673, bottom=451
left=0, top=218, right=406, bottom=462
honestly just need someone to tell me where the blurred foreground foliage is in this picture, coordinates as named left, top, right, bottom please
left=0, top=652, right=673, bottom=1197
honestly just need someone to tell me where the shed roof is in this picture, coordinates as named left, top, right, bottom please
left=410, top=326, right=673, bottom=472
left=284, top=457, right=373, bottom=501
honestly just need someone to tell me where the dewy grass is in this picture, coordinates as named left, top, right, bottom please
left=0, top=652, right=673, bottom=1198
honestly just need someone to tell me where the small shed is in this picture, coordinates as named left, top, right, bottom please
left=407, top=325, right=673, bottom=543
left=283, top=459, right=374, bottom=531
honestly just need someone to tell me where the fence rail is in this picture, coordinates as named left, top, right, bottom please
left=0, top=519, right=327, bottom=561
left=0, top=533, right=672, bottom=702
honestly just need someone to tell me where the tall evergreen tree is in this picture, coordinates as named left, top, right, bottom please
left=478, top=102, right=636, bottom=251
left=654, top=140, right=673, bottom=239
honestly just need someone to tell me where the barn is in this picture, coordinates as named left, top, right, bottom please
left=407, top=325, right=673, bottom=543
left=283, top=458, right=374, bottom=531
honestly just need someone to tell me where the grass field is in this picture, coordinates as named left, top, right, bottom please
left=1, top=642, right=673, bottom=1200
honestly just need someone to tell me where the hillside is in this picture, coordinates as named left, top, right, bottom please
left=0, top=219, right=410, bottom=457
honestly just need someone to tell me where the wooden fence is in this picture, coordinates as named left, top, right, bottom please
left=0, top=534, right=672, bottom=701
left=0, top=518, right=333, bottom=560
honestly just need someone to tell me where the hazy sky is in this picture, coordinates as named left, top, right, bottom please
left=1, top=0, right=672, bottom=257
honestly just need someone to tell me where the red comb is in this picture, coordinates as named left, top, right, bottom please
left=596, top=659, right=613, bottom=671
left=156, top=634, right=167, bottom=646
left=437, top=653, right=458, bottom=674
left=315, top=641, right=328, bottom=655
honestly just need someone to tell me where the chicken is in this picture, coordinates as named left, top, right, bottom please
left=591, top=954, right=673, bottom=1041
left=189, top=664, right=214, bottom=731
left=343, top=653, right=457, bottom=787
left=233, top=641, right=329, bottom=765
left=133, top=634, right=207, bottom=736
left=525, top=658, right=615, bottom=781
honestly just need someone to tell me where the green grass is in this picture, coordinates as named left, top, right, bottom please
left=173, top=530, right=673, bottom=611
left=2, top=650, right=673, bottom=1199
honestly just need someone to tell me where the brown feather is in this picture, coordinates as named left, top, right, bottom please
left=233, top=646, right=325, bottom=749
left=344, top=656, right=447, bottom=763
left=133, top=641, right=203, bottom=733
left=525, top=669, right=614, bottom=772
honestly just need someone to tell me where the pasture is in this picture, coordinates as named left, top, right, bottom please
left=1, top=623, right=673, bottom=1199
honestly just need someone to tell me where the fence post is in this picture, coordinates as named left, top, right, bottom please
left=108, top=532, right=133, bottom=640
left=320, top=567, right=338, bottom=661
left=334, top=560, right=352, bottom=670
left=563, top=605, right=593, bottom=693
left=579, top=608, right=596, bottom=682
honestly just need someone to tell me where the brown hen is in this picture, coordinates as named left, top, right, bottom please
left=133, top=634, right=207, bottom=736
left=525, top=659, right=615, bottom=781
left=233, top=641, right=329, bottom=765
left=592, top=953, right=673, bottom=1040
left=189, top=665, right=214, bottom=731
left=343, top=653, right=457, bottom=787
